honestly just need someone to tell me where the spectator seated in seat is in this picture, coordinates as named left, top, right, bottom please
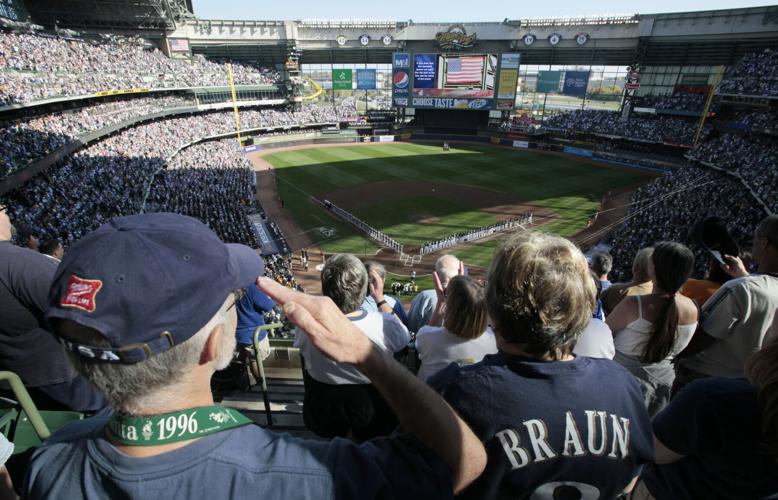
left=294, top=253, right=410, bottom=440
left=415, top=275, right=497, bottom=382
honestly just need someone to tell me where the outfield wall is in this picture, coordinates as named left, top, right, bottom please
left=396, top=133, right=670, bottom=174
left=247, top=130, right=670, bottom=174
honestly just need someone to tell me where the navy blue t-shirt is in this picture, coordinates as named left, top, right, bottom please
left=24, top=415, right=452, bottom=499
left=236, top=285, right=275, bottom=345
left=429, top=352, right=653, bottom=500
left=642, top=377, right=778, bottom=500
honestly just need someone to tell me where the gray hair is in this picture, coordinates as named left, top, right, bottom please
left=435, top=254, right=461, bottom=288
left=321, top=253, right=368, bottom=314
left=631, top=247, right=654, bottom=283
left=60, top=295, right=235, bottom=416
left=364, top=261, right=386, bottom=280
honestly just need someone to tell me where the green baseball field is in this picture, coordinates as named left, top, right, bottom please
left=261, top=142, right=649, bottom=272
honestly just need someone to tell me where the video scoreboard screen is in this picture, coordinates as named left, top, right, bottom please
left=412, top=54, right=496, bottom=99
left=393, top=52, right=519, bottom=111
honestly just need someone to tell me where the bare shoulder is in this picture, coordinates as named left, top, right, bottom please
left=676, top=294, right=700, bottom=323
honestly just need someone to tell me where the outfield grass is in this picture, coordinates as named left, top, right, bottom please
left=265, top=143, right=646, bottom=267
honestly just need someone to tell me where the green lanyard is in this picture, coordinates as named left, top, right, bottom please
left=107, top=405, right=254, bottom=446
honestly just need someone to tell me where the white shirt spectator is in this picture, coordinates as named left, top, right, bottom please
left=573, top=318, right=616, bottom=359
left=612, top=296, right=696, bottom=360
left=415, top=326, right=497, bottom=382
left=682, top=274, right=778, bottom=378
left=295, top=311, right=409, bottom=385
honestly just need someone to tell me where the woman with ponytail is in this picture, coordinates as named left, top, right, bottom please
left=606, top=241, right=698, bottom=416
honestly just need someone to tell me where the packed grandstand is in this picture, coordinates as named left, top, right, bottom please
left=0, top=2, right=777, bottom=499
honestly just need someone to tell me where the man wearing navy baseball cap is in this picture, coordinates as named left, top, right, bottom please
left=24, top=213, right=486, bottom=499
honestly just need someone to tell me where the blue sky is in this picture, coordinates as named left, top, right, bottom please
left=192, top=0, right=770, bottom=21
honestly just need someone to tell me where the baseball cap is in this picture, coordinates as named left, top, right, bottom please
left=692, top=216, right=740, bottom=264
left=46, top=213, right=264, bottom=364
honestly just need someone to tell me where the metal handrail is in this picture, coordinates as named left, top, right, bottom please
left=252, top=323, right=284, bottom=427
left=0, top=371, right=50, bottom=439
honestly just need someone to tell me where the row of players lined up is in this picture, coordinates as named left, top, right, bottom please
left=419, top=214, right=533, bottom=256
left=2, top=207, right=776, bottom=498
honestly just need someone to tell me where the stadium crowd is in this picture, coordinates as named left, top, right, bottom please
left=635, top=92, right=707, bottom=112
left=606, top=163, right=766, bottom=280
left=147, top=140, right=259, bottom=247
left=718, top=48, right=778, bottom=96
left=3, top=202, right=776, bottom=499
left=545, top=109, right=698, bottom=144
left=1, top=36, right=778, bottom=500
left=0, top=31, right=282, bottom=104
left=0, top=95, right=193, bottom=178
left=0, top=103, right=349, bottom=179
left=735, top=109, right=778, bottom=130
left=688, top=132, right=778, bottom=210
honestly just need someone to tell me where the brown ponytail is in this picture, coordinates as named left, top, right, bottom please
left=641, top=242, right=694, bottom=364
left=643, top=296, right=679, bottom=363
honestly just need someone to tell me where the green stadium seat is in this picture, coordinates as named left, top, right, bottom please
left=0, top=371, right=84, bottom=455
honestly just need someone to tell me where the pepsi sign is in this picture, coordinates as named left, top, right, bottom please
left=393, top=71, right=409, bottom=89
left=392, top=52, right=411, bottom=107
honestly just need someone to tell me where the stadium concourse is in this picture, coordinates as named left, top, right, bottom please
left=0, top=8, right=777, bottom=499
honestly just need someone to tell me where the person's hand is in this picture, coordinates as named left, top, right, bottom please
left=257, top=277, right=373, bottom=365
left=721, top=254, right=749, bottom=278
left=368, top=270, right=385, bottom=302
left=433, top=271, right=446, bottom=302
left=433, top=260, right=466, bottom=301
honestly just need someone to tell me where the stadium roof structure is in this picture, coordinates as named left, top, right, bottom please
left=14, top=0, right=194, bottom=30
left=180, top=6, right=778, bottom=69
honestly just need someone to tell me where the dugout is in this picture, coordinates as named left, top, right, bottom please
left=413, top=109, right=488, bottom=135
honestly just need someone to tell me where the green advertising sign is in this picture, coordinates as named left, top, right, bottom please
left=536, top=70, right=562, bottom=93
left=332, top=69, right=353, bottom=90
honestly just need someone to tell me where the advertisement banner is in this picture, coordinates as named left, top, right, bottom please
left=392, top=53, right=410, bottom=107
left=496, top=99, right=515, bottom=110
left=681, top=74, right=709, bottom=86
left=513, top=140, right=529, bottom=149
left=497, top=69, right=518, bottom=100
left=411, top=97, right=491, bottom=110
left=563, top=145, right=594, bottom=157
left=413, top=54, right=437, bottom=89
left=94, top=88, right=150, bottom=97
left=536, top=71, right=561, bottom=93
left=332, top=69, right=353, bottom=90
left=500, top=53, right=521, bottom=70
left=356, top=69, right=376, bottom=90
left=377, top=135, right=395, bottom=142
left=412, top=88, right=492, bottom=98
left=562, top=71, right=590, bottom=97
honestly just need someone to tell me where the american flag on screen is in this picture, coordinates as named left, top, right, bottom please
left=446, top=57, right=484, bottom=85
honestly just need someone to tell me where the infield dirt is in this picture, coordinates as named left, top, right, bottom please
left=251, top=142, right=654, bottom=295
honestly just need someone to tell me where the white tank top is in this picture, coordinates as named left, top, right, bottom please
left=614, top=295, right=697, bottom=360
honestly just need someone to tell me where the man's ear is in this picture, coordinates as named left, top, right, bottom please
left=200, top=325, right=224, bottom=365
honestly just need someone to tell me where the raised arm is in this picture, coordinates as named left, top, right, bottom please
left=257, top=277, right=487, bottom=493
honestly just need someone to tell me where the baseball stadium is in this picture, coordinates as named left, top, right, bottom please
left=0, top=0, right=777, bottom=497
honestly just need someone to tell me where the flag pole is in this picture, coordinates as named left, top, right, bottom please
left=228, top=63, right=243, bottom=146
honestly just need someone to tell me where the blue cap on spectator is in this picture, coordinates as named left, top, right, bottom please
left=46, top=213, right=264, bottom=364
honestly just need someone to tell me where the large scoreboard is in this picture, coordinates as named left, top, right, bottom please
left=393, top=52, right=520, bottom=111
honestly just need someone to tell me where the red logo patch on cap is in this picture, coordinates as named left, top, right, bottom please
left=60, top=275, right=103, bottom=313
